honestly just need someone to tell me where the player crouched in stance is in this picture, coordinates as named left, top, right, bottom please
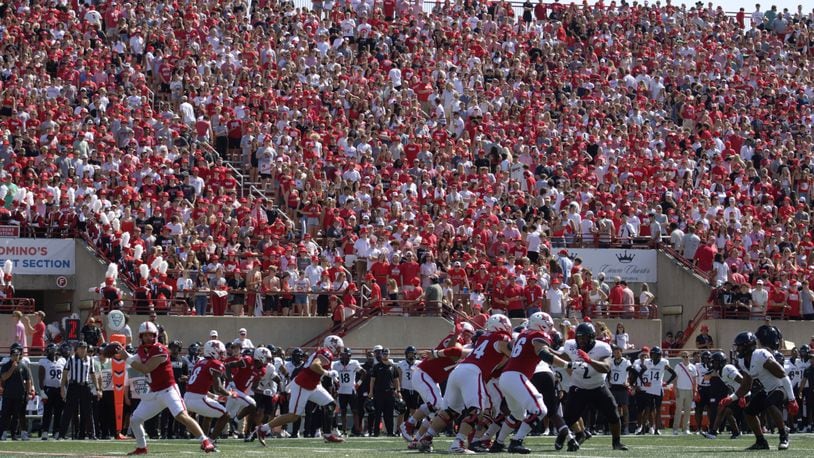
left=254, top=335, right=345, bottom=445
left=117, top=322, right=216, bottom=455
left=417, top=314, right=513, bottom=454
left=183, top=340, right=235, bottom=440
left=492, top=312, right=572, bottom=454
left=556, top=323, right=628, bottom=451
left=731, top=331, right=798, bottom=450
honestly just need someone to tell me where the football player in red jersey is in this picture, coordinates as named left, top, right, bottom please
left=183, top=340, right=233, bottom=438
left=224, top=342, right=261, bottom=424
left=119, top=322, right=216, bottom=455
left=400, top=323, right=474, bottom=445
left=493, top=312, right=571, bottom=454
left=255, top=335, right=345, bottom=445
left=418, top=315, right=513, bottom=454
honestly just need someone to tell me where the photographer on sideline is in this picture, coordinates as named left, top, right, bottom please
left=0, top=343, right=34, bottom=440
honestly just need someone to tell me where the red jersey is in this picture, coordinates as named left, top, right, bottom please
left=461, top=332, right=511, bottom=376
left=417, top=345, right=463, bottom=383
left=294, top=348, right=334, bottom=390
left=186, top=358, right=226, bottom=395
left=503, top=330, right=550, bottom=378
left=137, top=343, right=175, bottom=391
left=226, top=355, right=256, bottom=392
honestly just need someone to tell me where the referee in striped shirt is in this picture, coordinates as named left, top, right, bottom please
left=58, top=342, right=101, bottom=440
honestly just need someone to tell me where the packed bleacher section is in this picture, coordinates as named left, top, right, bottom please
left=1, top=0, right=813, bottom=320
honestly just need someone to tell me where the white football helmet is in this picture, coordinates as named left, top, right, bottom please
left=254, top=347, right=272, bottom=363
left=138, top=321, right=158, bottom=336
left=460, top=322, right=475, bottom=336
left=527, top=312, right=554, bottom=333
left=203, top=340, right=225, bottom=359
left=323, top=335, right=344, bottom=354
left=485, top=314, right=512, bottom=334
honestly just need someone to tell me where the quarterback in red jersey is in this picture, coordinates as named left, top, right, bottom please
left=224, top=342, right=261, bottom=420
left=255, top=335, right=345, bottom=445
left=419, top=315, right=513, bottom=454
left=119, top=322, right=216, bottom=455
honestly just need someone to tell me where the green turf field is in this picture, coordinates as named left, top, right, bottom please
left=0, top=434, right=813, bottom=457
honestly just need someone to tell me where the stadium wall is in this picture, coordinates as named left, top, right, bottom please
left=101, top=315, right=662, bottom=351
left=685, top=319, right=814, bottom=352
left=657, top=251, right=713, bottom=334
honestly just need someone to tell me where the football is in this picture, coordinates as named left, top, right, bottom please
left=103, top=342, right=123, bottom=358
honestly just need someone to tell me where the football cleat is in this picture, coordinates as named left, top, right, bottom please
left=201, top=438, right=216, bottom=453
left=701, top=431, right=717, bottom=439
left=554, top=429, right=568, bottom=450
left=507, top=439, right=530, bottom=454
left=612, top=442, right=629, bottom=451
left=567, top=438, right=580, bottom=452
left=470, top=440, right=490, bottom=453
left=489, top=441, right=506, bottom=453
left=400, top=422, right=415, bottom=442
left=418, top=439, right=434, bottom=453
left=448, top=443, right=475, bottom=454
left=324, top=433, right=344, bottom=443
left=255, top=425, right=268, bottom=447
left=779, top=437, right=789, bottom=451
left=127, top=448, right=148, bottom=455
left=746, top=439, right=770, bottom=450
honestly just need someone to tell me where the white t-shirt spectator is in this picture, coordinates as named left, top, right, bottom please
left=614, top=332, right=630, bottom=349
left=712, top=261, right=729, bottom=286
left=547, top=287, right=565, bottom=316
left=673, top=360, right=698, bottom=391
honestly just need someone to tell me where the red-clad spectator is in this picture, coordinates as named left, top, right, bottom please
left=608, top=277, right=625, bottom=314
left=694, top=239, right=717, bottom=274
left=504, top=277, right=527, bottom=319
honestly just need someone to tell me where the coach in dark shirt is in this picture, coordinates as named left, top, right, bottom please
left=0, top=344, right=32, bottom=439
left=368, top=348, right=401, bottom=437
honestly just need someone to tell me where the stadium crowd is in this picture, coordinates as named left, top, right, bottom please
left=1, top=0, right=814, bottom=320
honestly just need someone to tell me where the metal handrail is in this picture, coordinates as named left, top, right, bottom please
left=0, top=298, right=36, bottom=313
left=224, top=162, right=246, bottom=198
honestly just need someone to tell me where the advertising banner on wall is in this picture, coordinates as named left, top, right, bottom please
left=0, top=239, right=75, bottom=275
left=566, top=249, right=657, bottom=283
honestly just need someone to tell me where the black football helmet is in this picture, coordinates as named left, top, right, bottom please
left=45, top=343, right=58, bottom=360
left=733, top=331, right=757, bottom=358
left=550, top=330, right=564, bottom=349
left=755, top=325, right=782, bottom=351
left=405, top=346, right=417, bottom=360
left=773, top=351, right=785, bottom=366
left=340, top=347, right=352, bottom=364
left=364, top=398, right=376, bottom=414
left=710, top=351, right=727, bottom=371
left=394, top=398, right=407, bottom=415
left=472, top=330, right=485, bottom=346
left=575, top=323, right=596, bottom=351
left=700, top=350, right=712, bottom=366
left=291, top=348, right=305, bottom=365
left=799, top=345, right=810, bottom=361
left=650, top=346, right=663, bottom=364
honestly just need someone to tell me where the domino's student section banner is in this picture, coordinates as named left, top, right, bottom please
left=0, top=239, right=75, bottom=275
left=567, top=249, right=657, bottom=283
